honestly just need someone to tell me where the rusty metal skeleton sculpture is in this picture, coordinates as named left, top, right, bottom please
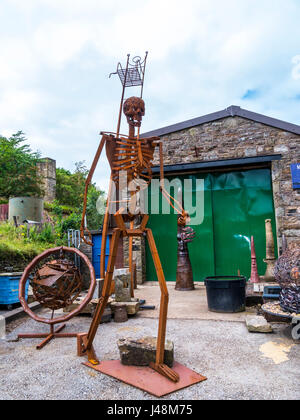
left=78, top=53, right=193, bottom=382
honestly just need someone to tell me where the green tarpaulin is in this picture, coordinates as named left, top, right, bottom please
left=145, top=168, right=277, bottom=282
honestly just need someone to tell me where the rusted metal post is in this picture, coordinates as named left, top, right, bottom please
left=249, top=236, right=260, bottom=283
left=263, top=219, right=276, bottom=282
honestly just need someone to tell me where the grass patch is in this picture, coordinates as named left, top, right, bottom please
left=0, top=222, right=57, bottom=271
left=44, top=201, right=74, bottom=215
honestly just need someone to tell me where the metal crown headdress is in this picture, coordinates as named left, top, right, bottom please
left=109, top=52, right=148, bottom=137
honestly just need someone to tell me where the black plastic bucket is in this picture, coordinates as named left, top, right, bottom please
left=204, top=276, right=246, bottom=313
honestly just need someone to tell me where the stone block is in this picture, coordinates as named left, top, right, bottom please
left=113, top=268, right=130, bottom=277
left=90, top=299, right=112, bottom=323
left=27, top=285, right=36, bottom=304
left=114, top=268, right=131, bottom=302
left=92, top=278, right=104, bottom=299
left=63, top=295, right=112, bottom=322
left=110, top=300, right=139, bottom=315
left=117, top=336, right=174, bottom=367
left=63, top=294, right=93, bottom=314
left=246, top=315, right=273, bottom=333
left=244, top=148, right=257, bottom=157
left=274, top=144, right=289, bottom=154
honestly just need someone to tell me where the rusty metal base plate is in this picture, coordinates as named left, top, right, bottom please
left=84, top=360, right=206, bottom=397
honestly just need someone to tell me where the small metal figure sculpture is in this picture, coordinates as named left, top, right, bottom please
left=274, top=242, right=300, bottom=313
left=175, top=190, right=195, bottom=291
left=78, top=53, right=195, bottom=382
left=18, top=247, right=96, bottom=349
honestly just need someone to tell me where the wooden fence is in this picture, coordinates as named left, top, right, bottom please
left=0, top=204, right=8, bottom=221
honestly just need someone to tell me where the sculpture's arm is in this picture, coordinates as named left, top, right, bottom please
left=80, top=135, right=107, bottom=246
left=158, top=141, right=189, bottom=227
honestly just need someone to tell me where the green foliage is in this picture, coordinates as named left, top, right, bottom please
left=34, top=223, right=57, bottom=244
left=55, top=161, right=106, bottom=231
left=55, top=161, right=88, bottom=208
left=0, top=222, right=56, bottom=264
left=86, top=187, right=105, bottom=230
left=0, top=138, right=106, bottom=271
left=0, top=131, right=44, bottom=199
left=44, top=201, right=74, bottom=215
left=59, top=212, right=82, bottom=234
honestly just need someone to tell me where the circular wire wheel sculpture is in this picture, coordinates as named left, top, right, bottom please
left=18, top=246, right=96, bottom=349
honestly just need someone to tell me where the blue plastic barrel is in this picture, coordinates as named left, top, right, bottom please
left=0, top=273, right=28, bottom=305
left=92, top=234, right=110, bottom=278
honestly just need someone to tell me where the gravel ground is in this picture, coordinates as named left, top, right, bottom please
left=0, top=311, right=299, bottom=400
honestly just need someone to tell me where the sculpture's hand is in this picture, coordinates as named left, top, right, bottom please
left=181, top=226, right=196, bottom=243
left=177, top=209, right=189, bottom=226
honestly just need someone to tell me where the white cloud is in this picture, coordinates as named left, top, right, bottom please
left=0, top=38, right=36, bottom=84
left=33, top=21, right=91, bottom=69
left=0, top=89, right=43, bottom=126
left=292, top=55, right=300, bottom=80
left=0, top=0, right=300, bottom=193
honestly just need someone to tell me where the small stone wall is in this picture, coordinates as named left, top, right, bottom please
left=79, top=240, right=93, bottom=289
left=123, top=236, right=146, bottom=285
left=37, top=158, right=56, bottom=202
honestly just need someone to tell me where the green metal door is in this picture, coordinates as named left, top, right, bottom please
left=145, top=168, right=277, bottom=282
left=184, top=173, right=215, bottom=281
left=145, top=176, right=181, bottom=282
left=211, top=169, right=277, bottom=277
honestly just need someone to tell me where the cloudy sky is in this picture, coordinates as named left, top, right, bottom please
left=0, top=0, right=299, bottom=192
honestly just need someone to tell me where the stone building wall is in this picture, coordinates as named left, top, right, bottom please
left=78, top=240, right=93, bottom=289
left=37, top=158, right=56, bottom=202
left=152, top=116, right=300, bottom=249
left=123, top=236, right=146, bottom=285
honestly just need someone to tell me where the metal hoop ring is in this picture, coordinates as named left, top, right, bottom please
left=18, top=246, right=96, bottom=325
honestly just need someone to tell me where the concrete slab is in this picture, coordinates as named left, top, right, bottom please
left=3, top=301, right=41, bottom=323
left=1, top=314, right=299, bottom=400
left=0, top=315, right=5, bottom=339
left=134, top=283, right=255, bottom=322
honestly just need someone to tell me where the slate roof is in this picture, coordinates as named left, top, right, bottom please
left=142, top=105, right=300, bottom=137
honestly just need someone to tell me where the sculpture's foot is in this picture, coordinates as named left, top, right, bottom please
left=77, top=333, right=99, bottom=365
left=149, top=362, right=180, bottom=382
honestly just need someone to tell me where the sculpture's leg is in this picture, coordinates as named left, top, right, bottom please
left=78, top=228, right=121, bottom=364
left=129, top=220, right=134, bottom=297
left=100, top=176, right=113, bottom=278
left=145, top=228, right=179, bottom=383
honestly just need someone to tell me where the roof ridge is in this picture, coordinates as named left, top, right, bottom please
left=142, top=106, right=300, bottom=137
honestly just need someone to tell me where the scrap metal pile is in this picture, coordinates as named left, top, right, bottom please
left=31, top=259, right=82, bottom=310
left=274, top=244, right=300, bottom=313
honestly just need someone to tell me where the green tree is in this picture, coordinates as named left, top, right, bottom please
left=55, top=162, right=106, bottom=230
left=0, top=131, right=44, bottom=199
left=86, top=187, right=105, bottom=230
left=55, top=161, right=88, bottom=207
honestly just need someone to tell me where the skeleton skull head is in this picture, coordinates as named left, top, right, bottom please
left=123, top=96, right=145, bottom=127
